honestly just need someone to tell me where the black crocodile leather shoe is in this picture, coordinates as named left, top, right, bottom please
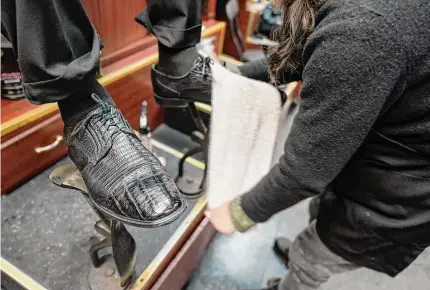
left=64, top=94, right=187, bottom=227
left=151, top=55, right=212, bottom=108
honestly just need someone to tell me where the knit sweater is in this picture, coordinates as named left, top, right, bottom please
left=236, top=0, right=430, bottom=276
left=237, top=56, right=301, bottom=84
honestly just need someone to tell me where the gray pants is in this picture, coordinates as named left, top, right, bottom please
left=279, top=222, right=359, bottom=290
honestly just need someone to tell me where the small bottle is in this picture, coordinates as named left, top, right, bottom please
left=140, top=101, right=166, bottom=166
left=140, top=101, right=152, bottom=152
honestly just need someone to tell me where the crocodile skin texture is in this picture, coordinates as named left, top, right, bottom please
left=152, top=55, right=212, bottom=104
left=65, top=96, right=187, bottom=227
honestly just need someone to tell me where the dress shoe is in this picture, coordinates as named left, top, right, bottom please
left=273, top=237, right=292, bottom=267
left=65, top=94, right=187, bottom=227
left=257, top=277, right=281, bottom=290
left=308, top=195, right=321, bottom=223
left=151, top=55, right=212, bottom=107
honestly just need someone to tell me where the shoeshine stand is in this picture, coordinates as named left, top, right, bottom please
left=49, top=164, right=136, bottom=289
left=48, top=99, right=211, bottom=289
left=174, top=103, right=208, bottom=197
left=31, top=132, right=210, bottom=290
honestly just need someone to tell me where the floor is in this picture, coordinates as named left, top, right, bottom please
left=185, top=198, right=430, bottom=290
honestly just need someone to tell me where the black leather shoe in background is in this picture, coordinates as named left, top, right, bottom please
left=259, top=277, right=281, bottom=290
left=151, top=55, right=212, bottom=108
left=273, top=237, right=292, bottom=267
left=65, top=94, right=187, bottom=227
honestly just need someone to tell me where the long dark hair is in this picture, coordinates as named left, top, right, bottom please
left=268, top=0, right=326, bottom=84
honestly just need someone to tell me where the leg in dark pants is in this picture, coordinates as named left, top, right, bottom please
left=1, top=0, right=186, bottom=227
left=1, top=0, right=101, bottom=104
left=273, top=196, right=322, bottom=266
left=277, top=222, right=358, bottom=290
left=135, top=0, right=213, bottom=106
left=136, top=0, right=202, bottom=50
left=267, top=220, right=358, bottom=290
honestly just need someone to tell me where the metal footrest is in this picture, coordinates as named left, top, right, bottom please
left=49, top=164, right=136, bottom=289
left=175, top=103, right=209, bottom=197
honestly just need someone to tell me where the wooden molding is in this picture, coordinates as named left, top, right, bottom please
left=245, top=11, right=259, bottom=41
left=1, top=104, right=59, bottom=137
left=219, top=54, right=242, bottom=65
left=131, top=197, right=208, bottom=290
left=150, top=218, right=216, bottom=290
left=218, top=22, right=227, bottom=55
left=1, top=257, right=48, bottom=290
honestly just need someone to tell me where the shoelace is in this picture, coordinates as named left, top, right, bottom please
left=90, top=93, right=122, bottom=137
left=91, top=93, right=111, bottom=115
left=194, top=56, right=214, bottom=77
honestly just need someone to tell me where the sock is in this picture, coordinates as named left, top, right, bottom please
left=58, top=80, right=114, bottom=128
left=157, top=43, right=198, bottom=76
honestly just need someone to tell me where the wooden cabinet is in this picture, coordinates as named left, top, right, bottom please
left=1, top=113, right=67, bottom=193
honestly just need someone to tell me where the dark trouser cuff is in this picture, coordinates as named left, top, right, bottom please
left=24, top=73, right=100, bottom=105
left=135, top=8, right=201, bottom=49
left=23, top=32, right=102, bottom=104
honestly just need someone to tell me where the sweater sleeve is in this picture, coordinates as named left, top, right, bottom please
left=238, top=14, right=407, bottom=224
left=238, top=57, right=302, bottom=83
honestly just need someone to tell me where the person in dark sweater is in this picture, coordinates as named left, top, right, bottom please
left=209, top=0, right=430, bottom=289
left=237, top=54, right=322, bottom=267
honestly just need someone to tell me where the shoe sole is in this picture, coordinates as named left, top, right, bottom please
left=154, top=93, right=189, bottom=108
left=88, top=193, right=188, bottom=228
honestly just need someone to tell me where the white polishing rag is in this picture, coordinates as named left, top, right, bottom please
left=207, top=64, right=283, bottom=208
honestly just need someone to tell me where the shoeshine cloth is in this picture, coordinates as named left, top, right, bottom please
left=207, top=64, right=298, bottom=208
